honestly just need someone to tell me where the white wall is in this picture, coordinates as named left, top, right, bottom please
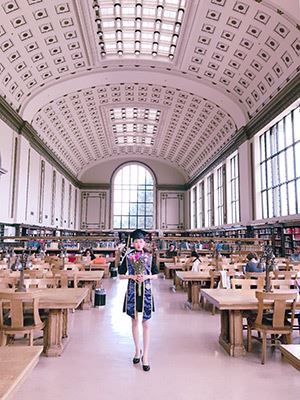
left=0, top=119, right=80, bottom=230
left=0, top=120, right=16, bottom=224
left=158, top=191, right=185, bottom=230
left=80, top=158, right=187, bottom=185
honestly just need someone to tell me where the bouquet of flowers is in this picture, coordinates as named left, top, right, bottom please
left=130, top=252, right=147, bottom=296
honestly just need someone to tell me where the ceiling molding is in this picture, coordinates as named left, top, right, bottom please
left=157, top=185, right=187, bottom=191
left=79, top=183, right=110, bottom=190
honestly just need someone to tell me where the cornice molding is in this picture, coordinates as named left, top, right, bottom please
left=80, top=183, right=110, bottom=190
left=187, top=72, right=300, bottom=189
left=157, top=184, right=187, bottom=191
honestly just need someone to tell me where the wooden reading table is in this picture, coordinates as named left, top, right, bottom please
left=201, top=289, right=300, bottom=357
left=176, top=271, right=211, bottom=309
left=0, top=346, right=43, bottom=399
left=0, top=288, right=88, bottom=357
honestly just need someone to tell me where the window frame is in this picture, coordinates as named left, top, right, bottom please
left=111, top=162, right=156, bottom=230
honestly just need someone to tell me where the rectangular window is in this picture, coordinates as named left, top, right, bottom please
left=207, top=174, right=214, bottom=226
left=192, top=186, right=197, bottom=228
left=229, top=154, right=240, bottom=223
left=198, top=181, right=205, bottom=228
left=216, top=166, right=224, bottom=226
left=259, top=105, right=300, bottom=218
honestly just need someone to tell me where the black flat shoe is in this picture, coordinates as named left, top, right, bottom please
left=142, top=356, right=150, bottom=372
left=133, top=350, right=141, bottom=364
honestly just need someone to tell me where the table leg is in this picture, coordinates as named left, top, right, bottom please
left=187, top=282, right=192, bottom=303
left=165, top=268, right=170, bottom=279
left=62, top=309, right=68, bottom=338
left=191, top=282, right=201, bottom=310
left=219, top=310, right=246, bottom=357
left=0, top=331, right=6, bottom=346
left=80, top=282, right=93, bottom=310
left=43, top=309, right=64, bottom=357
left=174, top=273, right=182, bottom=290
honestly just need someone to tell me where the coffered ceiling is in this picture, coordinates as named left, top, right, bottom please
left=0, top=0, right=299, bottom=182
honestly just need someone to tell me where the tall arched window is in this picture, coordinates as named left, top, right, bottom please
left=113, top=163, right=154, bottom=229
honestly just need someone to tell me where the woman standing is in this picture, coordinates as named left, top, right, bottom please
left=118, top=229, right=158, bottom=372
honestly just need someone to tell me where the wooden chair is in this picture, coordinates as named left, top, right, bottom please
left=24, top=278, right=56, bottom=289
left=231, top=278, right=264, bottom=290
left=247, top=291, right=297, bottom=364
left=274, top=270, right=297, bottom=279
left=0, top=278, right=11, bottom=289
left=53, top=270, right=78, bottom=288
left=245, top=272, right=265, bottom=280
left=63, top=263, right=79, bottom=271
left=0, top=291, right=45, bottom=346
left=291, top=265, right=300, bottom=272
left=270, top=279, right=297, bottom=290
left=25, top=269, right=47, bottom=279
left=205, top=270, right=231, bottom=314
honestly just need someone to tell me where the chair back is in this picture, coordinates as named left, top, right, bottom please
left=0, top=291, right=43, bottom=329
left=198, top=264, right=215, bottom=272
left=270, top=279, right=297, bottom=290
left=245, top=272, right=265, bottom=279
left=24, top=278, right=55, bottom=289
left=63, top=263, right=79, bottom=271
left=274, top=270, right=297, bottom=279
left=255, top=291, right=297, bottom=329
left=231, top=278, right=264, bottom=290
left=0, top=270, right=10, bottom=278
left=25, top=269, right=47, bottom=279
left=53, top=270, right=78, bottom=288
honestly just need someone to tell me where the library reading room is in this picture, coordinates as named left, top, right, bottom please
left=0, top=0, right=300, bottom=399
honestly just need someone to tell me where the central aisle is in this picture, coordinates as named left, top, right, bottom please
left=13, top=277, right=300, bottom=400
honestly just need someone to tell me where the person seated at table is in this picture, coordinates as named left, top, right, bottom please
left=166, top=244, right=177, bottom=258
left=82, top=248, right=95, bottom=261
left=191, top=251, right=201, bottom=272
left=290, top=246, right=300, bottom=262
left=245, top=252, right=265, bottom=273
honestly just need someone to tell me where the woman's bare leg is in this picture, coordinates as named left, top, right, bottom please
left=142, top=319, right=150, bottom=364
left=131, top=317, right=140, bottom=357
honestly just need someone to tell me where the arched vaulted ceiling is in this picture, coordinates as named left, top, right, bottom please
left=0, top=0, right=299, bottom=183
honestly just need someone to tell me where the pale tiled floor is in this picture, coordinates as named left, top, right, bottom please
left=12, top=277, right=300, bottom=400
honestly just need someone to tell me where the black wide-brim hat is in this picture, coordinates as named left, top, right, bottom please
left=130, top=229, right=147, bottom=241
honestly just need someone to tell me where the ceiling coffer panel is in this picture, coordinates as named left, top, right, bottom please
left=32, top=83, right=236, bottom=179
left=181, top=0, right=300, bottom=117
left=0, top=0, right=89, bottom=110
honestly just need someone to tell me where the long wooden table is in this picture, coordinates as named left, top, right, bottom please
left=164, top=262, right=187, bottom=280
left=0, top=346, right=43, bottom=399
left=86, top=262, right=110, bottom=277
left=8, top=271, right=103, bottom=309
left=176, top=271, right=244, bottom=310
left=0, top=288, right=88, bottom=357
left=201, top=289, right=300, bottom=357
left=176, top=271, right=211, bottom=309
left=53, top=270, right=104, bottom=309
